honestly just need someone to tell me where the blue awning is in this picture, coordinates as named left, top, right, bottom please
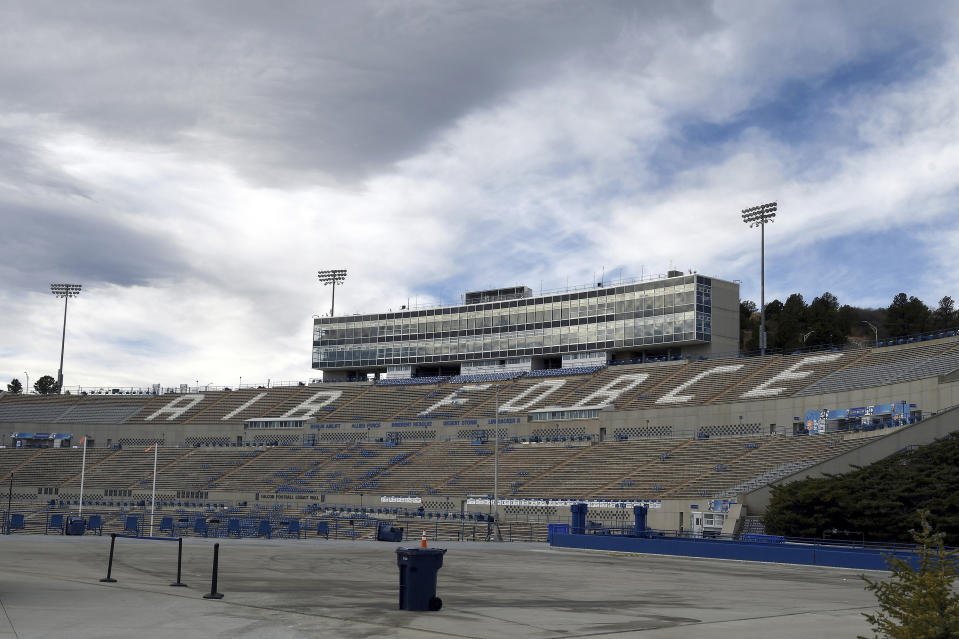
left=11, top=432, right=35, bottom=439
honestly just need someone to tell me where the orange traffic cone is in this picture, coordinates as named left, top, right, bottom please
left=420, top=529, right=428, bottom=548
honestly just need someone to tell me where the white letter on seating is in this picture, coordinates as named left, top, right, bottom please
left=656, top=365, right=744, bottom=404
left=222, top=392, right=268, bottom=420
left=281, top=390, right=343, bottom=419
left=419, top=384, right=490, bottom=417
left=740, top=353, right=844, bottom=399
left=145, top=394, right=205, bottom=421
left=571, top=373, right=650, bottom=409
left=499, top=380, right=566, bottom=413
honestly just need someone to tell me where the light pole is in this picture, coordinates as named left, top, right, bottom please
left=317, top=269, right=347, bottom=317
left=741, top=202, right=777, bottom=355
left=23, top=372, right=28, bottom=394
left=862, top=320, right=878, bottom=347
left=50, top=283, right=82, bottom=393
left=802, top=330, right=815, bottom=346
left=493, top=385, right=499, bottom=527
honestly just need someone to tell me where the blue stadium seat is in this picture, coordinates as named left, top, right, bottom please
left=7, top=513, right=25, bottom=533
left=287, top=519, right=301, bottom=539
left=87, top=515, right=103, bottom=535
left=257, top=519, right=272, bottom=538
left=47, top=513, right=64, bottom=534
left=123, top=515, right=140, bottom=536
left=317, top=521, right=330, bottom=539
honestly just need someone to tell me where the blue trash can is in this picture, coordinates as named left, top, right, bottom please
left=65, top=516, right=86, bottom=536
left=395, top=547, right=446, bottom=611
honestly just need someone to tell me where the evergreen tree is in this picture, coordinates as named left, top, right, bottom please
left=887, top=293, right=910, bottom=336
left=773, top=293, right=807, bottom=350
left=6, top=378, right=22, bottom=394
left=904, top=296, right=932, bottom=334
left=763, top=433, right=959, bottom=545
left=933, top=296, right=955, bottom=331
left=806, top=292, right=850, bottom=346
left=33, top=375, right=59, bottom=395
left=740, top=300, right=758, bottom=350
left=860, top=511, right=959, bottom=639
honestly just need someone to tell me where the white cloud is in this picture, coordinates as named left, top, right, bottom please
left=3, top=2, right=959, bottom=388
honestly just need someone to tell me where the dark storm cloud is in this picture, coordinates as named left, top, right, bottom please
left=1, top=202, right=183, bottom=291
left=0, top=0, right=715, bottom=185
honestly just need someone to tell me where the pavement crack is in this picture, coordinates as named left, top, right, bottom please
left=0, top=596, right=21, bottom=639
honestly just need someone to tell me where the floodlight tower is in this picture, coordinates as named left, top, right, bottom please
left=50, top=283, right=82, bottom=393
left=741, top=202, right=777, bottom=356
left=317, top=269, right=347, bottom=317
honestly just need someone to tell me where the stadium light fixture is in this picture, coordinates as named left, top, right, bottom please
left=50, top=283, right=82, bottom=393
left=741, top=202, right=777, bottom=355
left=317, top=269, right=347, bottom=317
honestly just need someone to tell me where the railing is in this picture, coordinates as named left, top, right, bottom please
left=575, top=524, right=943, bottom=553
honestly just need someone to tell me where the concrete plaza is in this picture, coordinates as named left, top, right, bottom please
left=0, top=534, right=880, bottom=638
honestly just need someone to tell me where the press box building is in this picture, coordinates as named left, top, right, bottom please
left=312, top=271, right=740, bottom=381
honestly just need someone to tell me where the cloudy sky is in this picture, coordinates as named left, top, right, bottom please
left=2, top=1, right=958, bottom=390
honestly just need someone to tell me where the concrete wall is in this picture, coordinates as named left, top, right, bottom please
left=549, top=533, right=919, bottom=571
left=708, top=277, right=741, bottom=357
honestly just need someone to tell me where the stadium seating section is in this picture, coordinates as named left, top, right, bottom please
left=0, top=431, right=876, bottom=503
left=2, top=337, right=955, bottom=427
left=0, top=336, right=955, bottom=535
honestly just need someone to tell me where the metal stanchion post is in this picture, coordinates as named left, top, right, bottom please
left=170, top=537, right=188, bottom=587
left=203, top=543, right=224, bottom=599
left=100, top=533, right=118, bottom=582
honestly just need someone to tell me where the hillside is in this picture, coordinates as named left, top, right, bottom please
left=763, top=433, right=959, bottom=545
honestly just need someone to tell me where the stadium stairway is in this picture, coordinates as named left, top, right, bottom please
left=356, top=385, right=438, bottom=422
left=586, top=439, right=693, bottom=499
left=508, top=443, right=596, bottom=498
left=256, top=386, right=322, bottom=418
left=135, top=448, right=196, bottom=489
left=436, top=445, right=584, bottom=497
left=703, top=356, right=780, bottom=404
left=0, top=449, right=43, bottom=483
left=197, top=447, right=284, bottom=489
left=13, top=448, right=114, bottom=488
left=58, top=447, right=184, bottom=492
left=181, top=392, right=233, bottom=423
left=616, top=362, right=691, bottom=411
left=428, top=446, right=502, bottom=495
left=370, top=441, right=484, bottom=496
left=543, top=367, right=641, bottom=410
left=319, top=384, right=374, bottom=422
left=663, top=440, right=767, bottom=498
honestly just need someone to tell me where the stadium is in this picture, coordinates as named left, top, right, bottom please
left=3, top=269, right=958, bottom=536
left=2, top=275, right=958, bottom=636
left=5, top=3, right=959, bottom=637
